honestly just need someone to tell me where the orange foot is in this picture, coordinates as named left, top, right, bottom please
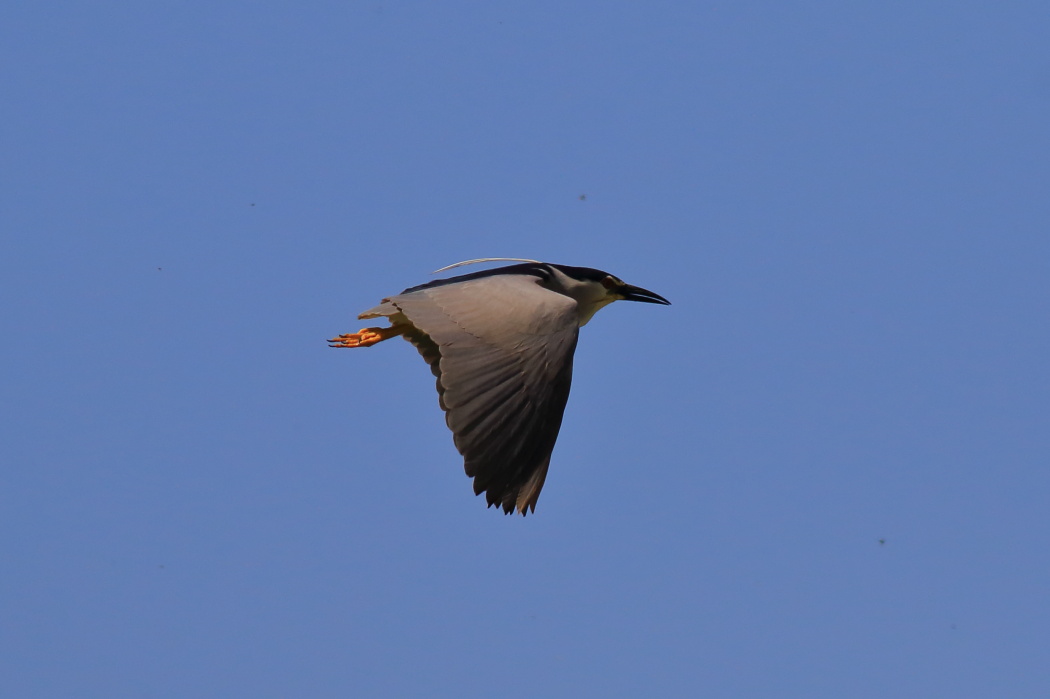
left=328, top=325, right=404, bottom=348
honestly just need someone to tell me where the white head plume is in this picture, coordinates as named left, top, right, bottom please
left=432, top=257, right=541, bottom=274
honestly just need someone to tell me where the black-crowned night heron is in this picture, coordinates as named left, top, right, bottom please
left=329, top=258, right=670, bottom=515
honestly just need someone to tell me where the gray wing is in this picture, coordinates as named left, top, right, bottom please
left=362, top=274, right=579, bottom=514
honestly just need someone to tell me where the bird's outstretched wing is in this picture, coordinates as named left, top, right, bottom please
left=365, top=274, right=579, bottom=514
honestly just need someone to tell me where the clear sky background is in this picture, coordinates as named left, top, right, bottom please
left=2, top=3, right=1048, bottom=697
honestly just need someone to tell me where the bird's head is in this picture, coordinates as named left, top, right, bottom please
left=542, top=263, right=671, bottom=326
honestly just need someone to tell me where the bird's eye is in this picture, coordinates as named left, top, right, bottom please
left=601, top=276, right=618, bottom=290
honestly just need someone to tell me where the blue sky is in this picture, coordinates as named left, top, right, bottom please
left=2, top=2, right=1048, bottom=697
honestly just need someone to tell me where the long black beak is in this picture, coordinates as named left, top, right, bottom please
left=620, top=284, right=671, bottom=305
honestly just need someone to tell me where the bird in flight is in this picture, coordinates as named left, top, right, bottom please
left=329, top=258, right=670, bottom=514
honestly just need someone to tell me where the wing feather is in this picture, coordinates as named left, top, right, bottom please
left=379, top=274, right=579, bottom=514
